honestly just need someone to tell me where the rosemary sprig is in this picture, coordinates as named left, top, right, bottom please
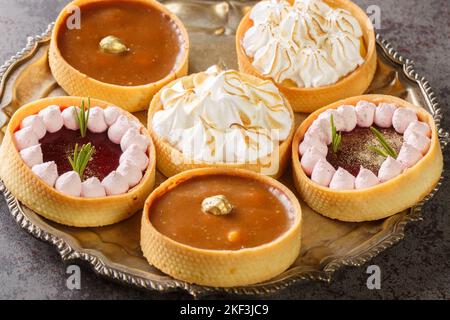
left=74, top=98, right=91, bottom=138
left=68, top=143, right=95, bottom=180
left=369, top=126, right=397, bottom=158
left=368, top=146, right=389, bottom=158
left=330, top=114, right=342, bottom=153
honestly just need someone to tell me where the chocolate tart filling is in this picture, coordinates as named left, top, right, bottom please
left=326, top=126, right=403, bottom=176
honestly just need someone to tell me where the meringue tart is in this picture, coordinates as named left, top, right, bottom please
left=148, top=66, right=295, bottom=178
left=49, top=0, right=189, bottom=112
left=0, top=96, right=156, bottom=227
left=141, top=168, right=302, bottom=287
left=292, top=94, right=443, bottom=221
left=236, top=0, right=377, bottom=113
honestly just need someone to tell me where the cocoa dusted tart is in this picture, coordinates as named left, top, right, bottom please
left=325, top=126, right=403, bottom=176
left=141, top=168, right=302, bottom=287
left=0, top=96, right=156, bottom=227
left=49, top=0, right=189, bottom=112
left=292, top=94, right=444, bottom=222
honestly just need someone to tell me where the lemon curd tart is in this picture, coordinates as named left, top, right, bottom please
left=236, top=0, right=377, bottom=112
left=0, top=96, right=156, bottom=227
left=49, top=0, right=189, bottom=112
left=292, top=94, right=443, bottom=221
left=148, top=66, right=295, bottom=179
left=141, top=168, right=302, bottom=287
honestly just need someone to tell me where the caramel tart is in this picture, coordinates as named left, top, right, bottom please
left=141, top=168, right=302, bottom=287
left=49, top=0, right=190, bottom=112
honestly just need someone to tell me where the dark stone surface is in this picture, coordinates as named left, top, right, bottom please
left=0, top=0, right=448, bottom=299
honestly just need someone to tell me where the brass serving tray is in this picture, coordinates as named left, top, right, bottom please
left=0, top=0, right=448, bottom=297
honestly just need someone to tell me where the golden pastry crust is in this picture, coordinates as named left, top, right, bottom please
left=140, top=168, right=302, bottom=287
left=0, top=96, right=156, bottom=227
left=236, top=0, right=377, bottom=113
left=49, top=0, right=190, bottom=113
left=292, top=94, right=444, bottom=222
left=147, top=72, right=296, bottom=179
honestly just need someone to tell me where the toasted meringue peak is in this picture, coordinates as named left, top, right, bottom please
left=20, top=144, right=43, bottom=168
left=311, top=158, right=336, bottom=187
left=378, top=156, right=403, bottom=182
left=405, top=131, right=431, bottom=154
left=108, top=115, right=133, bottom=144
left=61, top=106, right=80, bottom=131
left=38, top=105, right=64, bottom=133
left=20, top=115, right=46, bottom=139
left=397, top=143, right=423, bottom=168
left=299, top=135, right=328, bottom=156
left=355, top=167, right=379, bottom=189
left=55, top=171, right=82, bottom=197
left=243, top=0, right=365, bottom=87
left=337, top=105, right=357, bottom=132
left=104, top=106, right=121, bottom=126
left=120, top=127, right=150, bottom=152
left=119, top=144, right=149, bottom=171
left=117, top=160, right=143, bottom=187
left=31, top=161, right=58, bottom=187
left=87, top=106, right=108, bottom=133
left=392, top=108, right=418, bottom=134
left=152, top=67, right=292, bottom=163
left=355, top=100, right=376, bottom=127
left=250, top=0, right=289, bottom=26
left=102, top=171, right=129, bottom=196
left=14, top=127, right=39, bottom=151
left=404, top=120, right=431, bottom=141
left=329, top=167, right=355, bottom=190
left=301, top=146, right=324, bottom=176
left=81, top=177, right=106, bottom=198
left=374, top=103, right=397, bottom=128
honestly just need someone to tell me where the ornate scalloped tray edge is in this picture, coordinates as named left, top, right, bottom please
left=0, top=20, right=448, bottom=297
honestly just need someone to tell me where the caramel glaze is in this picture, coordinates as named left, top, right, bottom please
left=57, top=0, right=184, bottom=86
left=327, top=126, right=403, bottom=176
left=150, top=175, right=294, bottom=250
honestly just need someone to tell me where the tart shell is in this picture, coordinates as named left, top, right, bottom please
left=140, top=168, right=302, bottom=287
left=292, top=94, right=444, bottom=222
left=49, top=0, right=190, bottom=113
left=236, top=0, right=377, bottom=113
left=147, top=72, right=296, bottom=179
left=0, top=96, right=156, bottom=227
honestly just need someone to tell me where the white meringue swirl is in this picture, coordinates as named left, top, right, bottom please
left=243, top=0, right=365, bottom=87
left=152, top=66, right=292, bottom=163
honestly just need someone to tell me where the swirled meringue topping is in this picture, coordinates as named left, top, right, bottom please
left=152, top=66, right=293, bottom=163
left=242, top=0, right=365, bottom=87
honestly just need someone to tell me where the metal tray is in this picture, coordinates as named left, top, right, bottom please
left=0, top=0, right=448, bottom=297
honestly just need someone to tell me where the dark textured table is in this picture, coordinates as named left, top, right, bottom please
left=0, top=0, right=448, bottom=300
